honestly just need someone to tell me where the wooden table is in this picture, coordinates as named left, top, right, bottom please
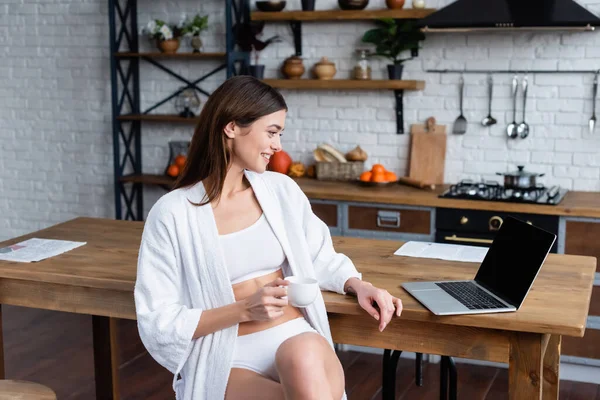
left=0, top=217, right=596, bottom=399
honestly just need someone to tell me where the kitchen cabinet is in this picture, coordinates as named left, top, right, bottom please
left=565, top=218, right=600, bottom=273
left=347, top=205, right=431, bottom=235
left=310, top=200, right=342, bottom=236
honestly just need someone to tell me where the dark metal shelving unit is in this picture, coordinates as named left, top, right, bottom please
left=108, top=0, right=251, bottom=220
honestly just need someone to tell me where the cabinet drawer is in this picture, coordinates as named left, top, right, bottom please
left=590, top=285, right=600, bottom=317
left=311, top=202, right=338, bottom=228
left=348, top=205, right=430, bottom=234
left=565, top=220, right=600, bottom=273
left=562, top=327, right=600, bottom=360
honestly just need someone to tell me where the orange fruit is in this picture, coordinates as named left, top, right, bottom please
left=384, top=171, right=397, bottom=182
left=372, top=171, right=386, bottom=182
left=167, top=164, right=180, bottom=178
left=360, top=171, right=372, bottom=182
left=174, top=154, right=187, bottom=168
left=371, top=164, right=385, bottom=174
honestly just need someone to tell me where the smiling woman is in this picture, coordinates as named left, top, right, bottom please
left=134, top=75, right=402, bottom=400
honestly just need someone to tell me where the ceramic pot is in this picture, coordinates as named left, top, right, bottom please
left=158, top=38, right=180, bottom=53
left=301, top=0, right=315, bottom=10
left=313, top=57, right=336, bottom=80
left=385, top=0, right=405, bottom=9
left=338, top=0, right=368, bottom=10
left=249, top=65, right=265, bottom=79
left=387, top=63, right=404, bottom=80
left=282, top=55, right=305, bottom=79
left=191, top=35, right=203, bottom=53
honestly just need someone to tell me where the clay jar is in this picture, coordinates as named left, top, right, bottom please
left=385, top=0, right=405, bottom=8
left=313, top=57, right=336, bottom=80
left=281, top=55, right=305, bottom=79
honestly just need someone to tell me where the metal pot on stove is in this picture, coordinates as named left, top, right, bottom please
left=496, top=165, right=544, bottom=190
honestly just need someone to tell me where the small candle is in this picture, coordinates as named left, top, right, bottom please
left=413, top=0, right=426, bottom=8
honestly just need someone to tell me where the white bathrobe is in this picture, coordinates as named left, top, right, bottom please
left=134, top=170, right=363, bottom=400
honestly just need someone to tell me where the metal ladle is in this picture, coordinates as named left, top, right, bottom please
left=590, top=71, right=598, bottom=134
left=506, top=75, right=519, bottom=139
left=481, top=75, right=497, bottom=126
left=517, top=76, right=530, bottom=139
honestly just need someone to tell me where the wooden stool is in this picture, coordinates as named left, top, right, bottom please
left=0, top=380, right=57, bottom=400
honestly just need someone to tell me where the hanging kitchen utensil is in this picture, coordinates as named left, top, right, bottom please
left=481, top=75, right=497, bottom=127
left=506, top=75, right=519, bottom=139
left=590, top=70, right=598, bottom=134
left=452, top=76, right=467, bottom=134
left=496, top=165, right=545, bottom=190
left=517, top=76, right=530, bottom=139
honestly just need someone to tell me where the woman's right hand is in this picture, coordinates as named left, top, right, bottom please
left=242, top=278, right=289, bottom=322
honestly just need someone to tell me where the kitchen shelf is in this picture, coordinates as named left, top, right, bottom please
left=117, top=114, right=201, bottom=123
left=263, top=79, right=425, bottom=90
left=251, top=8, right=436, bottom=21
left=120, top=174, right=175, bottom=187
left=115, top=52, right=226, bottom=59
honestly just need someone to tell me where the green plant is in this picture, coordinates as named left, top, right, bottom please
left=143, top=19, right=185, bottom=41
left=182, top=14, right=209, bottom=36
left=234, top=21, right=282, bottom=65
left=361, top=19, right=425, bottom=65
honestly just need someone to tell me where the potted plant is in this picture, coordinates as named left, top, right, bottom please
left=361, top=19, right=425, bottom=79
left=143, top=19, right=185, bottom=53
left=182, top=14, right=209, bottom=53
left=234, top=21, right=282, bottom=79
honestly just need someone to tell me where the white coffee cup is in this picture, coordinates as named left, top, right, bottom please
left=284, top=276, right=319, bottom=308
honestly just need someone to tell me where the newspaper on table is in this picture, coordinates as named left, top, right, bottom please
left=0, top=238, right=86, bottom=263
left=394, top=241, right=489, bottom=263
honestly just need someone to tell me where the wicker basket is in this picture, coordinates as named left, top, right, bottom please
left=315, top=161, right=364, bottom=181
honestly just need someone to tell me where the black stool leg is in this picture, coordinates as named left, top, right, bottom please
left=382, top=349, right=402, bottom=400
left=415, top=353, right=423, bottom=387
left=440, top=356, right=449, bottom=400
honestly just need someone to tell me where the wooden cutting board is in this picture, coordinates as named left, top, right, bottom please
left=408, top=119, right=447, bottom=185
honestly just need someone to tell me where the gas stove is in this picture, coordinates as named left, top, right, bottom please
left=439, top=179, right=568, bottom=205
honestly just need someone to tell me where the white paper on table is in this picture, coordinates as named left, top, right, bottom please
left=0, top=238, right=86, bottom=263
left=394, top=241, right=489, bottom=263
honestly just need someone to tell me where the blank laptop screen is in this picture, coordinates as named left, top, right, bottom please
left=474, top=216, right=556, bottom=308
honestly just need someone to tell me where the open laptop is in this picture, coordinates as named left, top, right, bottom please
left=402, top=216, right=556, bottom=316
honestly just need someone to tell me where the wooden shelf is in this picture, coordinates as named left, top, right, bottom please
left=251, top=8, right=436, bottom=21
left=120, top=174, right=175, bottom=187
left=262, top=79, right=425, bottom=90
left=115, top=52, right=226, bottom=59
left=117, top=114, right=200, bottom=123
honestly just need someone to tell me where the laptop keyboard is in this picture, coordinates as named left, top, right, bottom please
left=436, top=281, right=507, bottom=310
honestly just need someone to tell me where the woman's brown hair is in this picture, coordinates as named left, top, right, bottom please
left=172, top=75, right=287, bottom=205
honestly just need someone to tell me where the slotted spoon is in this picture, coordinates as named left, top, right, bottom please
left=452, top=76, right=467, bottom=134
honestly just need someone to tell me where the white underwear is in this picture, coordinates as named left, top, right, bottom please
left=231, top=317, right=319, bottom=382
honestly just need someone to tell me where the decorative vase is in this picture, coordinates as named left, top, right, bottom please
left=301, top=0, right=316, bottom=10
left=281, top=55, right=305, bottom=79
left=338, top=0, right=369, bottom=10
left=387, top=64, right=404, bottom=80
left=190, top=35, right=203, bottom=53
left=157, top=38, right=180, bottom=53
left=249, top=65, right=265, bottom=79
left=385, top=0, right=405, bottom=9
left=313, top=57, right=336, bottom=80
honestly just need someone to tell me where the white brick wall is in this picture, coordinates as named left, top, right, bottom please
left=2, top=0, right=600, bottom=241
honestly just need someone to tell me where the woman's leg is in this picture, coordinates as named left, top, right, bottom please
left=225, top=368, right=285, bottom=400
left=275, top=332, right=345, bottom=400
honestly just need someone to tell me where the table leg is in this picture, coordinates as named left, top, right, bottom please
left=92, top=316, right=121, bottom=400
left=509, top=332, right=545, bottom=400
left=542, top=335, right=561, bottom=399
left=382, top=349, right=402, bottom=400
left=0, top=304, right=4, bottom=379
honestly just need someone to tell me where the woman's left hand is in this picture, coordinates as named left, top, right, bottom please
left=356, top=282, right=403, bottom=332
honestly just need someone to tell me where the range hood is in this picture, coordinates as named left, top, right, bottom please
left=418, top=0, right=600, bottom=32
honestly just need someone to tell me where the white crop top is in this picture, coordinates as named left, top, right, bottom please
left=219, top=214, right=286, bottom=285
